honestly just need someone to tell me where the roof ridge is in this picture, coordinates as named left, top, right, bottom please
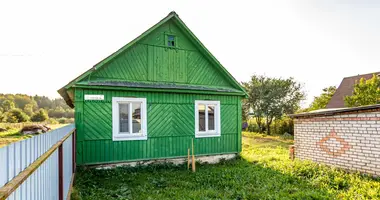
left=343, top=71, right=380, bottom=79
left=168, top=11, right=178, bottom=17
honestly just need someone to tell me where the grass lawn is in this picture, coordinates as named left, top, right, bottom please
left=0, top=124, right=67, bottom=148
left=72, top=132, right=380, bottom=200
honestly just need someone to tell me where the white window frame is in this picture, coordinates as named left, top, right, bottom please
left=112, top=97, right=147, bottom=141
left=195, top=100, right=221, bottom=138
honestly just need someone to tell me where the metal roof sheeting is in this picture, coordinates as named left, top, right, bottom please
left=290, top=104, right=380, bottom=118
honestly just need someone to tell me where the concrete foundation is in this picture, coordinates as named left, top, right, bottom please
left=94, top=153, right=237, bottom=169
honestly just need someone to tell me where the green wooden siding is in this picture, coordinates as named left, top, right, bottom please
left=91, top=44, right=148, bottom=81
left=139, top=20, right=197, bottom=50
left=147, top=46, right=188, bottom=83
left=75, top=88, right=242, bottom=165
left=88, top=20, right=233, bottom=88
left=65, top=13, right=246, bottom=166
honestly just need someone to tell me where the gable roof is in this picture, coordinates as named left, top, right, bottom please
left=326, top=72, right=380, bottom=109
left=58, top=11, right=246, bottom=108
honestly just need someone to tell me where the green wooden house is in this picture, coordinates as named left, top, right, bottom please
left=58, top=12, right=246, bottom=166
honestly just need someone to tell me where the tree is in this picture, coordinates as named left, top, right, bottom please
left=308, top=86, right=336, bottom=111
left=14, top=94, right=34, bottom=109
left=24, top=103, right=35, bottom=116
left=242, top=76, right=266, bottom=132
left=48, top=106, right=66, bottom=118
left=33, top=95, right=52, bottom=109
left=0, top=93, right=74, bottom=122
left=242, top=99, right=250, bottom=122
left=64, top=109, right=75, bottom=118
left=0, top=108, right=3, bottom=122
left=1, top=100, right=15, bottom=112
left=344, top=74, right=380, bottom=107
left=243, top=75, right=305, bottom=134
left=2, top=108, right=30, bottom=123
left=31, top=109, right=49, bottom=122
left=51, top=98, right=72, bottom=110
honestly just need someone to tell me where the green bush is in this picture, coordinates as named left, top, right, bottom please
left=1, top=100, right=15, bottom=112
left=0, top=110, right=3, bottom=122
left=48, top=107, right=74, bottom=118
left=246, top=116, right=294, bottom=135
left=31, top=109, right=49, bottom=122
left=2, top=108, right=30, bottom=123
left=23, top=103, right=35, bottom=117
left=46, top=118, right=59, bottom=124
left=247, top=119, right=261, bottom=132
left=57, top=118, right=74, bottom=124
left=66, top=118, right=74, bottom=124
left=270, top=117, right=294, bottom=135
left=57, top=118, right=66, bottom=124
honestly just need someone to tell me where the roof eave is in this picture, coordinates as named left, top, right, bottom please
left=57, top=88, right=74, bottom=108
left=73, top=84, right=246, bottom=96
left=290, top=104, right=380, bottom=118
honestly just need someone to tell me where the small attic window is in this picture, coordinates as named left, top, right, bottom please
left=167, top=35, right=175, bottom=47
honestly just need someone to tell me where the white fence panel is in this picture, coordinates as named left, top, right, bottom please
left=63, top=134, right=73, bottom=200
left=0, top=124, right=75, bottom=200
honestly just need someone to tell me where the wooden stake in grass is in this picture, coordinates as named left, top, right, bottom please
left=192, top=138, right=196, bottom=172
left=187, top=148, right=190, bottom=170
left=289, top=145, right=295, bottom=161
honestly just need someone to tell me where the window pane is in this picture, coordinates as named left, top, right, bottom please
left=168, top=35, right=175, bottom=41
left=119, top=103, right=129, bottom=133
left=132, top=102, right=142, bottom=133
left=198, top=104, right=206, bottom=131
left=208, top=105, right=215, bottom=131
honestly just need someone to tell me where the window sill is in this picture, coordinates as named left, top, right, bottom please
left=195, top=133, right=221, bottom=138
left=113, top=135, right=147, bottom=141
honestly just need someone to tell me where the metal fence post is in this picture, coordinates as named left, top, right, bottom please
left=72, top=131, right=76, bottom=173
left=58, top=144, right=63, bottom=200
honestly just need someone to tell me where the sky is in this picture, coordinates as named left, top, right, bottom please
left=0, top=0, right=379, bottom=107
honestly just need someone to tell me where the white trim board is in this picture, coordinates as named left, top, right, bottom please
left=112, top=97, right=147, bottom=141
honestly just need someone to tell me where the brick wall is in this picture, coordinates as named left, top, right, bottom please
left=294, top=111, right=380, bottom=176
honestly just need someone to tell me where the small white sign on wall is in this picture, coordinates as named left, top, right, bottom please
left=84, top=94, right=104, bottom=100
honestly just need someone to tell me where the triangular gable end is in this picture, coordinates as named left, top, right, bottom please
left=59, top=12, right=246, bottom=107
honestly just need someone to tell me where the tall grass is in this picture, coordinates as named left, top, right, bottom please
left=72, top=132, right=380, bottom=199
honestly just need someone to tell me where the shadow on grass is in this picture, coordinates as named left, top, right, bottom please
left=72, top=158, right=333, bottom=200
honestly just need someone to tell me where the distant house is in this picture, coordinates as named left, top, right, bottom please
left=326, top=72, right=380, bottom=109
left=58, top=12, right=246, bottom=165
